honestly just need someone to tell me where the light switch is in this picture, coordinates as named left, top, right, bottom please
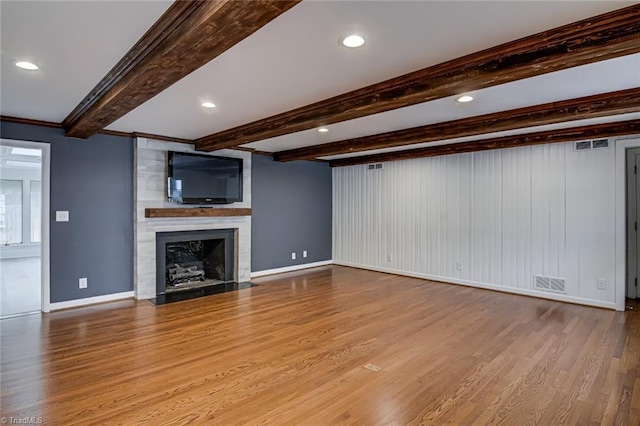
left=56, top=211, right=69, bottom=222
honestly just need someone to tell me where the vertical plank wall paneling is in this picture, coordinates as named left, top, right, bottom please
left=333, top=142, right=616, bottom=307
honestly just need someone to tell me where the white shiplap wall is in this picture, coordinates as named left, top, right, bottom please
left=333, top=142, right=616, bottom=308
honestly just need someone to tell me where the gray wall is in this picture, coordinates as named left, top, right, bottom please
left=1, top=121, right=133, bottom=302
left=251, top=153, right=332, bottom=271
left=1, top=121, right=333, bottom=300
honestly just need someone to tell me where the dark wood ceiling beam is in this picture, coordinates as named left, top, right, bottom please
left=195, top=5, right=640, bottom=151
left=329, top=120, right=640, bottom=167
left=273, top=88, right=640, bottom=161
left=63, top=0, right=300, bottom=139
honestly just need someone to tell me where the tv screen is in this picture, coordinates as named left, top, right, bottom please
left=167, top=151, right=242, bottom=205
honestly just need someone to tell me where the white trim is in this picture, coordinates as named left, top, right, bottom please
left=616, top=137, right=640, bottom=311
left=334, top=261, right=617, bottom=311
left=42, top=143, right=51, bottom=313
left=0, top=310, right=41, bottom=320
left=49, top=291, right=134, bottom=311
left=0, top=139, right=51, bottom=313
left=0, top=244, right=40, bottom=259
left=251, top=260, right=333, bottom=278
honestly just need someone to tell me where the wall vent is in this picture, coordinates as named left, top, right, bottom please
left=575, top=141, right=592, bottom=151
left=534, top=275, right=566, bottom=293
left=368, top=163, right=383, bottom=170
left=592, top=139, right=610, bottom=149
left=574, top=139, right=610, bottom=151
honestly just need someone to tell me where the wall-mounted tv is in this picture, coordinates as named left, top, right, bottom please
left=167, top=151, right=243, bottom=205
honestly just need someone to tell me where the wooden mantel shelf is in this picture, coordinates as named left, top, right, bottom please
left=145, top=208, right=252, bottom=218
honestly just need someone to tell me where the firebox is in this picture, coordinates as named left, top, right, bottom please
left=155, top=229, right=235, bottom=295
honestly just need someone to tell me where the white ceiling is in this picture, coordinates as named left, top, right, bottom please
left=248, top=53, right=640, bottom=153
left=1, top=0, right=637, bottom=159
left=0, top=0, right=173, bottom=122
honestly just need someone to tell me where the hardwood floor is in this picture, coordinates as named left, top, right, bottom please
left=1, top=266, right=638, bottom=425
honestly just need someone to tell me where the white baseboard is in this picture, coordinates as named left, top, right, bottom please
left=0, top=310, right=41, bottom=320
left=251, top=260, right=333, bottom=278
left=49, top=291, right=134, bottom=311
left=334, top=261, right=617, bottom=311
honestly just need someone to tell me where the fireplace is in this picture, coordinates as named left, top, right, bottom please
left=134, top=139, right=251, bottom=300
left=155, top=229, right=236, bottom=295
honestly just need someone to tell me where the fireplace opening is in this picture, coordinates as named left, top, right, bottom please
left=156, top=229, right=235, bottom=295
left=166, top=239, right=225, bottom=290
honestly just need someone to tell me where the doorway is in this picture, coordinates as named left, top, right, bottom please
left=0, top=139, right=50, bottom=317
left=627, top=147, right=640, bottom=300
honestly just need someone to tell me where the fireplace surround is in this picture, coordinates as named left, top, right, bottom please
left=134, top=137, right=252, bottom=300
left=155, top=229, right=235, bottom=295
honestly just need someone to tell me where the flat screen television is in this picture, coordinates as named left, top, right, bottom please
left=167, top=151, right=243, bottom=205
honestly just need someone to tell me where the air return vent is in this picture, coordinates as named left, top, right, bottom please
left=534, top=275, right=566, bottom=293
left=368, top=163, right=383, bottom=170
left=574, top=139, right=610, bottom=151
left=575, top=141, right=592, bottom=151
left=592, top=139, right=610, bottom=149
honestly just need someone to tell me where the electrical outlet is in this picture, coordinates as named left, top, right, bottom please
left=56, top=211, right=69, bottom=222
left=303, top=250, right=308, bottom=258
left=291, top=252, right=296, bottom=260
left=79, top=277, right=88, bottom=289
left=597, top=279, right=606, bottom=290
left=386, top=254, right=392, bottom=262
left=456, top=262, right=463, bottom=271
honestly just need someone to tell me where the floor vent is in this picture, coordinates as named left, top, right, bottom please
left=534, top=275, right=566, bottom=293
left=364, top=363, right=382, bottom=372
left=367, top=163, right=383, bottom=170
left=574, top=139, right=610, bottom=151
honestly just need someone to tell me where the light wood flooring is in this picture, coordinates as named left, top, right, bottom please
left=1, top=265, right=639, bottom=425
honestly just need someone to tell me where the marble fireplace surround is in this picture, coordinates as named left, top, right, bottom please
left=134, top=138, right=252, bottom=300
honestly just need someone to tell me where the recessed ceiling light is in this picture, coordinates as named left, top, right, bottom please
left=201, top=101, right=216, bottom=108
left=457, top=95, right=474, bottom=103
left=15, top=61, right=39, bottom=71
left=318, top=127, right=329, bottom=133
left=341, top=35, right=365, bottom=48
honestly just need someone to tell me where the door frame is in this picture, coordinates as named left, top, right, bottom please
left=626, top=147, right=640, bottom=299
left=616, top=137, right=640, bottom=311
left=0, top=138, right=51, bottom=313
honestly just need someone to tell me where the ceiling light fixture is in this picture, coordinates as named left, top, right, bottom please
left=15, top=61, right=39, bottom=71
left=318, top=127, right=329, bottom=133
left=341, top=35, right=365, bottom=48
left=201, top=101, right=216, bottom=108
left=457, top=95, right=474, bottom=103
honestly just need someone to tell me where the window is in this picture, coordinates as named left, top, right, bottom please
left=0, top=179, right=41, bottom=246
left=0, top=180, right=23, bottom=244
left=30, top=181, right=41, bottom=243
